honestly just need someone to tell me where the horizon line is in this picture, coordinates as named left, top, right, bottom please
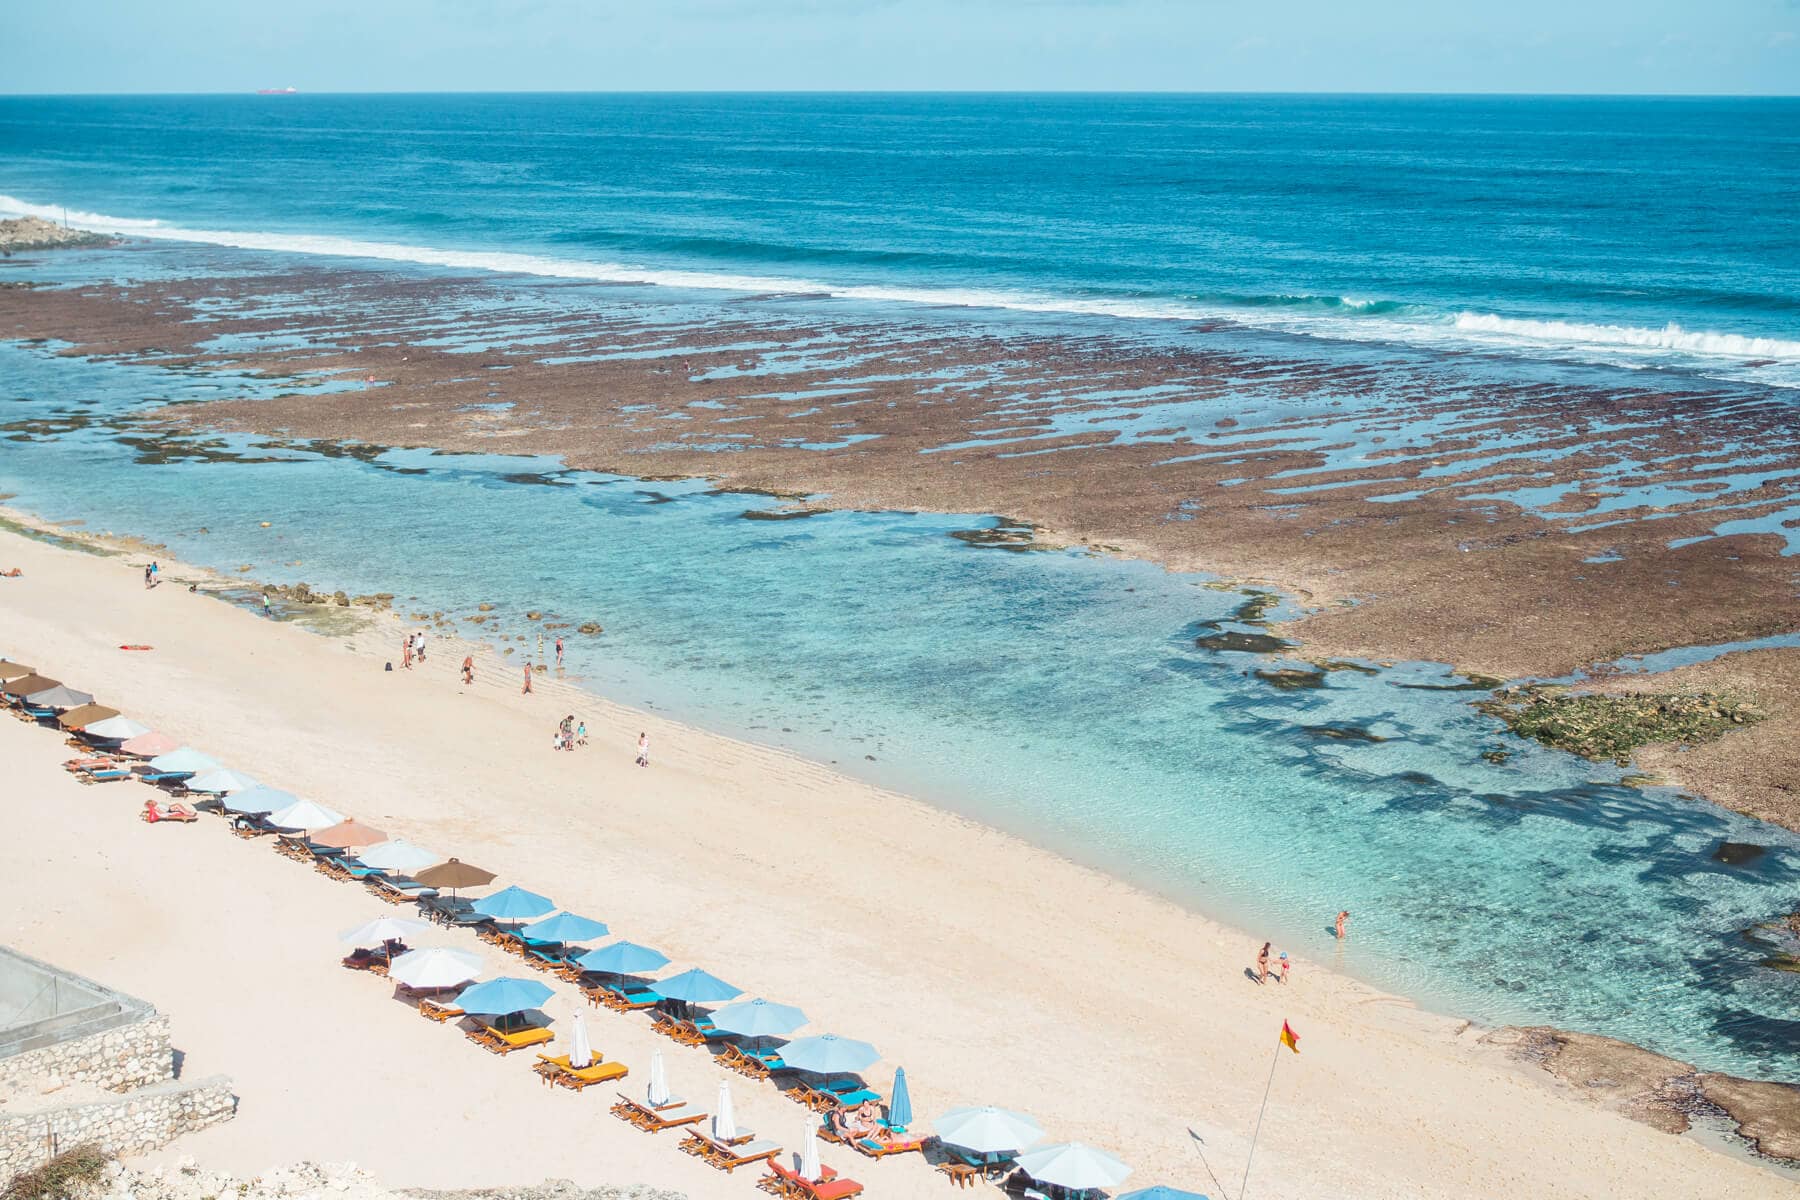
left=4, top=88, right=1799, bottom=100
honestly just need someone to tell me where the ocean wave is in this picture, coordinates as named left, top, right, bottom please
left=5, top=192, right=1796, bottom=379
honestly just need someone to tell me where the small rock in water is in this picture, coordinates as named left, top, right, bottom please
left=1712, top=841, right=1767, bottom=866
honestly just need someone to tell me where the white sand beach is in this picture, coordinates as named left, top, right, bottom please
left=0, top=520, right=1789, bottom=1200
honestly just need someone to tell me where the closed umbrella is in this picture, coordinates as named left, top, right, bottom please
left=387, top=946, right=482, bottom=991
left=81, top=714, right=150, bottom=741
left=934, top=1106, right=1045, bottom=1155
left=120, top=730, right=180, bottom=758
left=268, top=798, right=347, bottom=831
left=185, top=768, right=259, bottom=794
left=1, top=674, right=60, bottom=698
left=709, top=998, right=807, bottom=1039
left=889, top=1067, right=913, bottom=1129
left=57, top=703, right=119, bottom=730
left=308, top=818, right=387, bottom=850
left=340, top=916, right=429, bottom=946
left=656, top=968, right=741, bottom=1005
left=568, top=1009, right=593, bottom=1069
left=148, top=746, right=220, bottom=775
left=647, top=1050, right=671, bottom=1107
left=472, top=885, right=554, bottom=921
left=26, top=684, right=94, bottom=710
left=356, top=838, right=438, bottom=872
left=520, top=912, right=609, bottom=944
left=223, top=785, right=297, bottom=815
left=713, top=1079, right=738, bottom=1142
left=576, top=940, right=668, bottom=977
left=799, top=1120, right=822, bottom=1182
left=454, top=976, right=553, bottom=1015
left=1016, top=1143, right=1132, bottom=1192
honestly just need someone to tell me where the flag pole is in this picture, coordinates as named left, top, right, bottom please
left=1239, top=1035, right=1283, bottom=1200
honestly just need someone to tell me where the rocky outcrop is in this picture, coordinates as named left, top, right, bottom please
left=0, top=218, right=116, bottom=252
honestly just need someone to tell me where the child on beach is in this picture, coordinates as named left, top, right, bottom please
left=461, top=655, right=474, bottom=685
left=576, top=720, right=587, bottom=746
left=635, top=732, right=650, bottom=768
left=402, top=636, right=413, bottom=669
left=1278, top=952, right=1291, bottom=984
left=414, top=629, right=427, bottom=662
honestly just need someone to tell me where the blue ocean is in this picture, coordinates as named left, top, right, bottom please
left=3, top=94, right=1799, bottom=1079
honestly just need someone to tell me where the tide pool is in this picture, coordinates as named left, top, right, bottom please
left=2, top=338, right=1797, bottom=1080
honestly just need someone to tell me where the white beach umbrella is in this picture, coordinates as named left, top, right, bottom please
left=647, top=1050, right=671, bottom=1107
left=268, top=798, right=347, bottom=831
left=799, top=1120, right=823, bottom=1182
left=386, top=947, right=483, bottom=990
left=339, top=916, right=430, bottom=947
left=185, top=767, right=259, bottom=795
left=355, top=838, right=439, bottom=873
left=713, top=1079, right=738, bottom=1142
left=1015, top=1142, right=1133, bottom=1191
left=934, top=1106, right=1045, bottom=1154
left=82, top=715, right=150, bottom=741
left=222, top=785, right=297, bottom=815
left=568, top=1009, right=593, bottom=1069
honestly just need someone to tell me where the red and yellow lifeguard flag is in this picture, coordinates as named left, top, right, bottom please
left=1279, top=1021, right=1300, bottom=1054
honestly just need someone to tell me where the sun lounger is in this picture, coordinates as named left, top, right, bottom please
left=650, top=1010, right=710, bottom=1046
left=464, top=1021, right=555, bottom=1055
left=847, top=1131, right=928, bottom=1158
left=680, top=1131, right=782, bottom=1173
left=609, top=1094, right=708, bottom=1132
left=418, top=998, right=465, bottom=1023
left=132, top=769, right=193, bottom=786
left=79, top=766, right=133, bottom=785
left=366, top=875, right=437, bottom=905
left=532, top=1053, right=630, bottom=1090
left=584, top=981, right=663, bottom=1011
left=341, top=949, right=391, bottom=976
left=721, top=1044, right=778, bottom=1079
left=64, top=755, right=119, bottom=772
left=763, top=1160, right=864, bottom=1200
left=141, top=800, right=199, bottom=824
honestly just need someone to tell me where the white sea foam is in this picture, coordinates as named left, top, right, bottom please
left=6, top=192, right=1797, bottom=382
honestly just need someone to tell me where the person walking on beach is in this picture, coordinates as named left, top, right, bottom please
left=522, top=662, right=533, bottom=694
left=1255, top=941, right=1272, bottom=984
left=414, top=629, right=427, bottom=663
left=1336, top=911, right=1350, bottom=940
left=555, top=637, right=564, bottom=669
left=401, top=635, right=413, bottom=670
left=461, top=655, right=474, bottom=685
left=143, top=564, right=154, bottom=589
left=635, top=732, right=650, bottom=768
left=576, top=719, right=587, bottom=747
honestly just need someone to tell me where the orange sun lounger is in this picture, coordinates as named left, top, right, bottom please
left=763, top=1160, right=865, bottom=1200
left=533, top=1053, right=629, bottom=1090
left=418, top=998, right=465, bottom=1023
left=465, top=1021, right=555, bottom=1055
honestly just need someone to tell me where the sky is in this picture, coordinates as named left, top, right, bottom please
left=8, top=0, right=1799, bottom=94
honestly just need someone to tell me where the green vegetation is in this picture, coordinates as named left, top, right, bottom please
left=1477, top=685, right=1765, bottom=765
left=3, top=1144, right=111, bottom=1200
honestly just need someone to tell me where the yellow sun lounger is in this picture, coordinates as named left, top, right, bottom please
left=533, top=1053, right=629, bottom=1090
left=466, top=1022, right=555, bottom=1055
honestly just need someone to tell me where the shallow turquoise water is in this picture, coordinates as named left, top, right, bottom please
left=3, top=338, right=1797, bottom=1081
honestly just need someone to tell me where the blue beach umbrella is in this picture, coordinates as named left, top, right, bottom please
left=454, top=976, right=554, bottom=1015
left=779, top=1034, right=879, bottom=1076
left=709, top=998, right=807, bottom=1039
left=472, top=885, right=555, bottom=921
left=1117, top=1188, right=1211, bottom=1200
left=221, top=785, right=298, bottom=815
left=889, top=1067, right=913, bottom=1129
left=575, top=940, right=669, bottom=977
left=520, top=911, right=609, bottom=944
left=656, top=968, right=742, bottom=1005
left=147, top=746, right=220, bottom=775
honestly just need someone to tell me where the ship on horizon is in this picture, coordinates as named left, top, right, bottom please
left=256, top=87, right=297, bottom=95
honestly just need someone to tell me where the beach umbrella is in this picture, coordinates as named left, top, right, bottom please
left=354, top=838, right=438, bottom=872
left=25, top=684, right=93, bottom=709
left=520, top=911, right=609, bottom=944
left=0, top=662, right=35, bottom=682
left=934, top=1106, right=1045, bottom=1155
left=413, top=857, right=496, bottom=900
left=223, top=785, right=297, bottom=815
left=890, top=1067, right=913, bottom=1129
left=656, top=968, right=741, bottom=1005
left=473, top=885, right=555, bottom=921
left=778, top=1034, right=878, bottom=1076
left=268, top=798, right=347, bottom=831
left=340, top=916, right=429, bottom=947
left=709, top=998, right=807, bottom=1039
left=120, top=730, right=180, bottom=758
left=185, top=768, right=259, bottom=794
left=713, top=1079, right=738, bottom=1142
left=568, top=1009, right=594, bottom=1069
left=79, top=714, right=150, bottom=741
left=57, top=704, right=120, bottom=730
left=307, top=818, right=386, bottom=850
left=387, top=946, right=483, bottom=991
left=1117, top=1188, right=1211, bottom=1200
left=1, top=674, right=59, bottom=697
left=1016, top=1142, right=1133, bottom=1192
left=576, top=940, right=669, bottom=977
left=799, top=1120, right=823, bottom=1182
left=454, top=976, right=553, bottom=1015
left=647, top=1050, right=671, bottom=1107
left=148, top=746, right=220, bottom=775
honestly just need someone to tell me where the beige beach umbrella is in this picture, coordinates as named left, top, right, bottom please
left=58, top=703, right=120, bottom=730
left=0, top=662, right=36, bottom=682
left=310, top=818, right=388, bottom=850
left=414, top=858, right=497, bottom=890
left=0, top=673, right=59, bottom=697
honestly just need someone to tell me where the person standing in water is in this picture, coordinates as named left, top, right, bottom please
left=1336, top=911, right=1350, bottom=940
left=555, top=637, right=564, bottom=669
left=635, top=732, right=650, bottom=767
left=522, top=662, right=533, bottom=694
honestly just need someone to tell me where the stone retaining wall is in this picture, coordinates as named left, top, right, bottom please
left=0, top=1014, right=174, bottom=1093
left=0, top=1075, right=236, bottom=1178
